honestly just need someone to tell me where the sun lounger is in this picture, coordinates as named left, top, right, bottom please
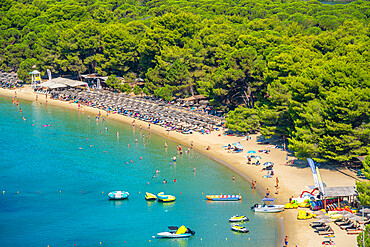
left=335, top=219, right=350, bottom=226
left=315, top=225, right=329, bottom=232
left=347, top=228, right=364, bottom=235
left=317, top=227, right=334, bottom=235
left=310, top=222, right=324, bottom=227
left=340, top=223, right=355, bottom=230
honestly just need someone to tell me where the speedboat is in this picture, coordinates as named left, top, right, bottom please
left=229, top=215, right=249, bottom=222
left=251, top=198, right=285, bottom=213
left=145, top=192, right=157, bottom=201
left=206, top=195, right=242, bottom=201
left=231, top=224, right=249, bottom=233
left=108, top=191, right=129, bottom=200
left=157, top=225, right=195, bottom=238
left=157, top=192, right=176, bottom=202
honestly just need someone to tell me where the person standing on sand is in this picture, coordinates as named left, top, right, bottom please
left=283, top=235, right=288, bottom=247
left=265, top=188, right=270, bottom=198
left=276, top=177, right=279, bottom=188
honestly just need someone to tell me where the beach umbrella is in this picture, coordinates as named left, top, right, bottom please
left=316, top=215, right=330, bottom=219
left=263, top=162, right=274, bottom=166
left=315, top=211, right=327, bottom=215
left=247, top=150, right=256, bottom=154
left=317, top=219, right=332, bottom=223
left=360, top=208, right=370, bottom=214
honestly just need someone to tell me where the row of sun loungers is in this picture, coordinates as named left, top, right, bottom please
left=36, top=88, right=224, bottom=134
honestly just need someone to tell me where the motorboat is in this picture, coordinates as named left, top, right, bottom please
left=229, top=215, right=249, bottom=222
left=157, top=192, right=176, bottom=202
left=206, top=195, right=242, bottom=201
left=231, top=224, right=249, bottom=233
left=157, top=225, right=195, bottom=238
left=108, top=191, right=129, bottom=200
left=251, top=198, right=285, bottom=213
left=145, top=192, right=157, bottom=201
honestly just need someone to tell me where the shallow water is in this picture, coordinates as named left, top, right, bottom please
left=0, top=96, right=277, bottom=246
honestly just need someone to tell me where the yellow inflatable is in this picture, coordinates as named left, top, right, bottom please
left=297, top=210, right=316, bottom=220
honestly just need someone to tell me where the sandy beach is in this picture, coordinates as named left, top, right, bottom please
left=1, top=86, right=361, bottom=247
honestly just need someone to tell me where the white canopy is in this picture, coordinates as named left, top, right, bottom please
left=38, top=77, right=86, bottom=88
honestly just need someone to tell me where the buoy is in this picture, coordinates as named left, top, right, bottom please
left=248, top=238, right=250, bottom=240
left=59, top=191, right=61, bottom=193
left=221, top=193, right=222, bottom=195
left=124, top=241, right=125, bottom=243
left=180, top=192, right=182, bottom=194
left=202, top=192, right=203, bottom=195
left=149, top=240, right=151, bottom=243
left=38, top=191, right=40, bottom=193
left=226, top=238, right=227, bottom=240
left=3, top=191, right=5, bottom=194
left=239, top=193, right=241, bottom=195
left=17, top=191, right=19, bottom=193
left=102, top=191, right=104, bottom=194
left=81, top=191, right=82, bottom=193
left=201, top=238, right=202, bottom=241
left=100, top=242, right=101, bottom=245
left=139, top=191, right=141, bottom=194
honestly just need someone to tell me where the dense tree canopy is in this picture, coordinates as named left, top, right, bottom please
left=0, top=0, right=369, bottom=163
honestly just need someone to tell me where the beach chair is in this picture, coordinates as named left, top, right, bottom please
left=335, top=218, right=350, bottom=226
left=317, top=226, right=334, bottom=235
left=340, top=222, right=355, bottom=230
left=310, top=222, right=324, bottom=228
left=315, top=225, right=329, bottom=232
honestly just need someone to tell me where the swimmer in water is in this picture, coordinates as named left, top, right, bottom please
left=193, top=167, right=196, bottom=172
left=23, top=117, right=26, bottom=121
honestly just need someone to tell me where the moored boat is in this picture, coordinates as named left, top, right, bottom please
left=251, top=198, right=285, bottom=213
left=108, top=191, right=129, bottom=200
left=206, top=195, right=242, bottom=201
left=157, top=192, right=176, bottom=202
left=229, top=215, right=249, bottom=222
left=145, top=192, right=157, bottom=201
left=157, top=225, right=195, bottom=238
left=231, top=224, right=249, bottom=233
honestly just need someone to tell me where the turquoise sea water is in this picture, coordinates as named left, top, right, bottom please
left=0, top=96, right=277, bottom=246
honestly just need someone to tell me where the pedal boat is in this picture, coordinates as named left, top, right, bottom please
left=157, top=192, right=176, bottom=202
left=145, top=192, right=157, bottom=201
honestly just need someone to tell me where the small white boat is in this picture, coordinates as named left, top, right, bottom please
left=108, top=191, right=129, bottom=200
left=251, top=198, right=285, bottom=213
left=157, top=226, right=195, bottom=238
left=231, top=224, right=249, bottom=233
left=229, top=215, right=249, bottom=222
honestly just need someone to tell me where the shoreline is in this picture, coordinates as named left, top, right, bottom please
left=1, top=86, right=360, bottom=247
